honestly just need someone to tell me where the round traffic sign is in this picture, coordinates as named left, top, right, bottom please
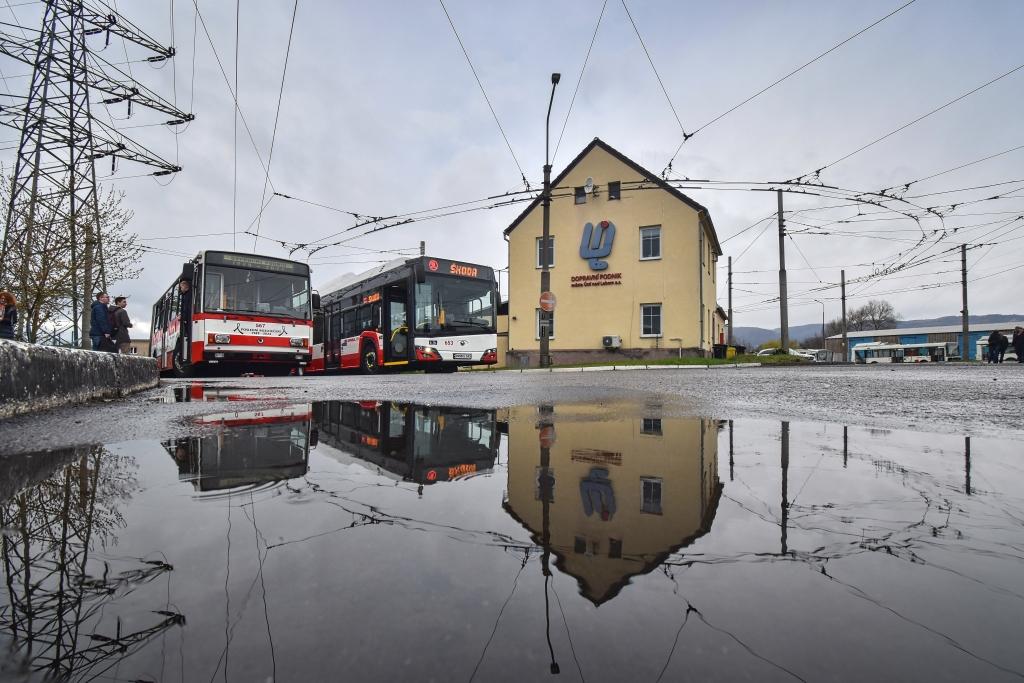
left=539, top=291, right=556, bottom=312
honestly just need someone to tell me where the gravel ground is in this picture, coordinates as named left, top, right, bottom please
left=4, top=363, right=1023, bottom=455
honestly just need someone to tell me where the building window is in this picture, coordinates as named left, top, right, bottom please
left=575, top=186, right=587, bottom=204
left=536, top=308, right=555, bottom=340
left=608, top=538, right=623, bottom=558
left=641, top=303, right=662, bottom=337
left=641, top=477, right=663, bottom=515
left=608, top=181, right=621, bottom=200
left=641, top=418, right=662, bottom=435
left=640, top=225, right=661, bottom=260
left=535, top=236, right=555, bottom=268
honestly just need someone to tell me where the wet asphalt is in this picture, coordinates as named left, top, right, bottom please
left=5, top=363, right=1023, bottom=456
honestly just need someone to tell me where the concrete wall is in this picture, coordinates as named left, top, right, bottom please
left=0, top=340, right=159, bottom=418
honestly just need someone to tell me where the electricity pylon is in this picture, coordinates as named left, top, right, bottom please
left=0, top=0, right=192, bottom=345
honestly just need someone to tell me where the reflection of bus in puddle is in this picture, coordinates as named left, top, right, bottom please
left=164, top=404, right=312, bottom=493
left=502, top=406, right=722, bottom=604
left=312, top=401, right=499, bottom=484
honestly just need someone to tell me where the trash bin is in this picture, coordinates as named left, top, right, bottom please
left=726, top=346, right=737, bottom=360
left=712, top=344, right=727, bottom=359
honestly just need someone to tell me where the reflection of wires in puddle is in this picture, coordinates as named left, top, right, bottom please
left=580, top=467, right=616, bottom=521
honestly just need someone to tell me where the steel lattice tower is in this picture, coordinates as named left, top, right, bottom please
left=0, top=0, right=192, bottom=345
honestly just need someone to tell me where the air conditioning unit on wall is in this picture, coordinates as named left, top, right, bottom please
left=602, top=335, right=622, bottom=350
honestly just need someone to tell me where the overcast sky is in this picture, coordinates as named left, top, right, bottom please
left=3, top=0, right=1022, bottom=333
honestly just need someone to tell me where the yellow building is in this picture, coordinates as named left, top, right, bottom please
left=502, top=405, right=721, bottom=604
left=504, top=138, right=723, bottom=365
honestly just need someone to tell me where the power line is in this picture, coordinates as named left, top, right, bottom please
left=796, top=62, right=1024, bottom=181
left=252, top=0, right=299, bottom=250
left=663, top=0, right=918, bottom=175
left=232, top=0, right=239, bottom=250
left=620, top=0, right=689, bottom=155
left=552, top=0, right=607, bottom=165
left=437, top=0, right=529, bottom=189
left=881, top=143, right=1024, bottom=193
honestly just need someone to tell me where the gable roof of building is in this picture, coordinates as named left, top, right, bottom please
left=503, top=137, right=722, bottom=255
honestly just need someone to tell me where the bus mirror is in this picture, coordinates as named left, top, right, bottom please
left=181, top=263, right=195, bottom=283
left=415, top=267, right=426, bottom=284
left=311, top=292, right=321, bottom=311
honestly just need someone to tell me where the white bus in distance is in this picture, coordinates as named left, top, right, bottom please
left=852, top=341, right=958, bottom=364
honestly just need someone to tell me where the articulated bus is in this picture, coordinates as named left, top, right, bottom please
left=312, top=400, right=499, bottom=484
left=852, top=341, right=958, bottom=364
left=151, top=251, right=316, bottom=376
left=310, top=256, right=498, bottom=374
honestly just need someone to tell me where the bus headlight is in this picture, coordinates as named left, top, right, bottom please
left=213, top=333, right=231, bottom=344
left=289, top=337, right=305, bottom=347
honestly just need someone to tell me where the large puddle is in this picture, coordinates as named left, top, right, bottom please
left=2, top=395, right=1023, bottom=681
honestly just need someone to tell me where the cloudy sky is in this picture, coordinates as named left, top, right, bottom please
left=3, top=0, right=1022, bottom=333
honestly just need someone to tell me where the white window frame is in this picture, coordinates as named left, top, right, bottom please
left=535, top=308, right=555, bottom=340
left=535, top=236, right=555, bottom=269
left=641, top=418, right=662, bottom=436
left=640, top=303, right=662, bottom=338
left=640, top=225, right=661, bottom=260
left=640, top=477, right=663, bottom=515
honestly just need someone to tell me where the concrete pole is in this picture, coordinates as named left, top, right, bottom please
left=777, top=190, right=789, bottom=352
left=961, top=244, right=969, bottom=361
left=727, top=256, right=733, bottom=346
left=841, top=269, right=848, bottom=362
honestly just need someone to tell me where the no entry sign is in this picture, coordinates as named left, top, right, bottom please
left=539, top=291, right=556, bottom=312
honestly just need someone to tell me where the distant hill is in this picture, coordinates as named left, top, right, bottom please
left=733, top=314, right=1024, bottom=349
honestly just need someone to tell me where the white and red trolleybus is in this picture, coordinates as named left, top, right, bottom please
left=151, top=251, right=316, bottom=376
left=310, top=256, right=498, bottom=374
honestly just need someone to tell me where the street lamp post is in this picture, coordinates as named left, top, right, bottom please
left=539, top=72, right=560, bottom=368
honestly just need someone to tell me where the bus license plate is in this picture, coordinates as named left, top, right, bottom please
left=453, top=353, right=472, bottom=360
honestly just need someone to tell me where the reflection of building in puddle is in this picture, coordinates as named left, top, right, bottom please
left=164, top=404, right=312, bottom=493
left=503, top=406, right=721, bottom=604
left=312, top=401, right=499, bottom=484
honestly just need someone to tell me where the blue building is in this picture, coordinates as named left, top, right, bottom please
left=826, top=321, right=1024, bottom=362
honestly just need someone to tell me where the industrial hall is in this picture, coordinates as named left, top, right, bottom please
left=503, top=138, right=724, bottom=366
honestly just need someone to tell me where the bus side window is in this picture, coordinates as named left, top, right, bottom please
left=343, top=309, right=357, bottom=337
left=371, top=303, right=381, bottom=330
left=358, top=305, right=372, bottom=332
left=331, top=310, right=342, bottom=340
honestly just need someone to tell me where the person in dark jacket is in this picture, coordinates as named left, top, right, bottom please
left=997, top=331, right=1010, bottom=363
left=1013, top=327, right=1024, bottom=364
left=113, top=296, right=133, bottom=353
left=89, top=291, right=113, bottom=350
left=987, top=330, right=1000, bottom=363
left=0, top=290, right=17, bottom=340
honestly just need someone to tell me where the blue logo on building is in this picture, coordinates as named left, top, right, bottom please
left=580, top=220, right=615, bottom=270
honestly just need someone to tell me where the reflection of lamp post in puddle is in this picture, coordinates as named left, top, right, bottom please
left=780, top=421, right=789, bottom=556
left=536, top=405, right=560, bottom=675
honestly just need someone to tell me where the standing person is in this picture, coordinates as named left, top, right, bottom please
left=0, top=290, right=17, bottom=340
left=1014, top=326, right=1024, bottom=363
left=997, top=331, right=1010, bottom=364
left=113, top=296, right=133, bottom=354
left=987, top=330, right=1000, bottom=363
left=89, top=292, right=114, bottom=351
left=177, top=278, right=193, bottom=364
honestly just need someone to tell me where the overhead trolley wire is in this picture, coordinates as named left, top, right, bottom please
left=552, top=0, right=608, bottom=164
left=438, top=0, right=530, bottom=189
left=662, top=0, right=917, bottom=175
left=795, top=61, right=1024, bottom=182
left=881, top=143, right=1024, bottom=194
left=621, top=0, right=689, bottom=151
left=251, top=0, right=300, bottom=250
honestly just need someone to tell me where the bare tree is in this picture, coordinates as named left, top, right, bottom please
left=834, top=299, right=900, bottom=332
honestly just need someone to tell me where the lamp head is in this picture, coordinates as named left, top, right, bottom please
left=551, top=73, right=561, bottom=85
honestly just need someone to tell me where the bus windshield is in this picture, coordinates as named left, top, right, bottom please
left=203, top=265, right=311, bottom=318
left=414, top=275, right=495, bottom=334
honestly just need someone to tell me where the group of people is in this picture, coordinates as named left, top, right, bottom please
left=0, top=290, right=17, bottom=339
left=89, top=291, right=134, bottom=353
left=987, top=328, right=1024, bottom=364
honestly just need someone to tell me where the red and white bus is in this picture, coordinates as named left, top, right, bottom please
left=310, top=256, right=498, bottom=374
left=151, top=251, right=316, bottom=376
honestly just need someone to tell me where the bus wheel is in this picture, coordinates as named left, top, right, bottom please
left=172, top=354, right=194, bottom=378
left=361, top=344, right=379, bottom=374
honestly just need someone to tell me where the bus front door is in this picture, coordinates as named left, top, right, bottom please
left=385, top=285, right=410, bottom=362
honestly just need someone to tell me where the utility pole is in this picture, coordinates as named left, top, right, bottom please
left=777, top=190, right=789, bottom=352
left=727, top=256, right=733, bottom=346
left=0, top=2, right=191, bottom=345
left=841, top=270, right=848, bottom=363
left=961, top=244, right=969, bottom=361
